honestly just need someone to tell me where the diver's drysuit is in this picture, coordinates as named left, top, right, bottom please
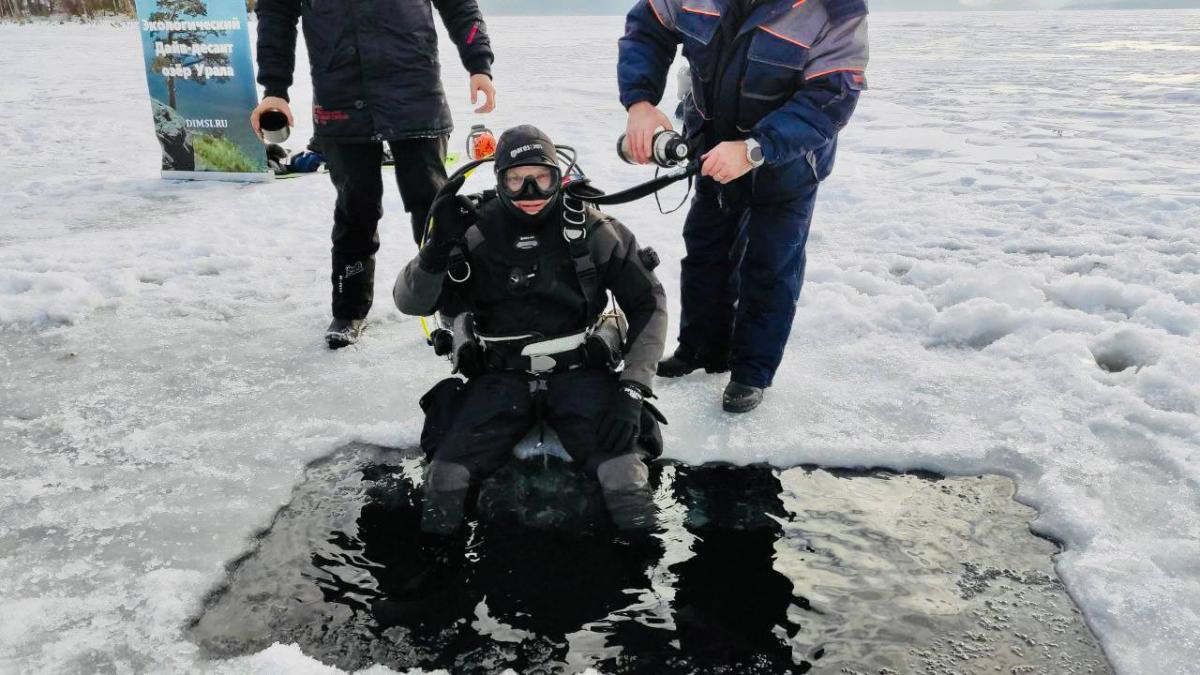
left=393, top=126, right=669, bottom=533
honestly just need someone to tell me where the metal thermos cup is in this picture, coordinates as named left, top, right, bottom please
left=617, top=133, right=637, bottom=165
left=259, top=109, right=290, bottom=144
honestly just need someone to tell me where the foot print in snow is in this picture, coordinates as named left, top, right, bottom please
left=188, top=443, right=1113, bottom=674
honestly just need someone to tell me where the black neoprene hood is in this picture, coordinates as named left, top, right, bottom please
left=494, top=125, right=558, bottom=172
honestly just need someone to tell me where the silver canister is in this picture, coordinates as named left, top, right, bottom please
left=259, top=109, right=291, bottom=144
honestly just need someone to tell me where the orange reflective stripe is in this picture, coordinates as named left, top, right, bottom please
left=805, top=66, right=865, bottom=80
left=759, top=25, right=811, bottom=48
left=681, top=5, right=721, bottom=16
left=793, top=0, right=806, bottom=5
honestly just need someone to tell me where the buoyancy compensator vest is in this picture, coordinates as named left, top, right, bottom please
left=420, top=144, right=655, bottom=376
left=444, top=188, right=625, bottom=375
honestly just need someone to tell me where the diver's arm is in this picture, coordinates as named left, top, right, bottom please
left=393, top=257, right=445, bottom=316
left=595, top=218, right=668, bottom=393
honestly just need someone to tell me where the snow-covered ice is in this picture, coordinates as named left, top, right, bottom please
left=1, top=10, right=1198, bottom=675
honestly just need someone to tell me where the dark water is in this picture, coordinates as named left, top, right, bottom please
left=189, top=443, right=1112, bottom=674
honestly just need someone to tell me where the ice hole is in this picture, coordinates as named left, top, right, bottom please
left=188, top=443, right=1113, bottom=675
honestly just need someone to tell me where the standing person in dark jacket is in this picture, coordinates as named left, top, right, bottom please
left=251, top=0, right=497, bottom=348
left=393, top=126, right=669, bottom=535
left=618, top=0, right=868, bottom=412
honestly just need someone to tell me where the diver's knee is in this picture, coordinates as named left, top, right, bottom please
left=598, top=454, right=656, bottom=531
left=597, top=453, right=650, bottom=493
left=425, top=460, right=471, bottom=493
left=422, top=461, right=472, bottom=535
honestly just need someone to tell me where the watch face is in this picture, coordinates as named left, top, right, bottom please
left=749, top=145, right=764, bottom=163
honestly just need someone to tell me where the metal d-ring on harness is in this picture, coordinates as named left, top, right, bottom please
left=446, top=250, right=471, bottom=284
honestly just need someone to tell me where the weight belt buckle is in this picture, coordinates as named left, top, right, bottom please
left=527, top=354, right=558, bottom=373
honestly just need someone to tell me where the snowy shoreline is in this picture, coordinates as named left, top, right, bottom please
left=2, top=11, right=1199, bottom=675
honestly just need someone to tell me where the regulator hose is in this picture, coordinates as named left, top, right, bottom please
left=565, top=160, right=699, bottom=206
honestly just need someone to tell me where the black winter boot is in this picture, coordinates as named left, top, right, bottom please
left=722, top=381, right=764, bottom=413
left=325, top=318, right=364, bottom=349
left=656, top=345, right=729, bottom=378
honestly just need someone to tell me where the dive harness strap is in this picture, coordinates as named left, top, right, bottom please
left=561, top=193, right=602, bottom=322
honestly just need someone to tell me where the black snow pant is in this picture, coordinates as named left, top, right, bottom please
left=323, top=136, right=448, bottom=320
left=419, top=368, right=661, bottom=534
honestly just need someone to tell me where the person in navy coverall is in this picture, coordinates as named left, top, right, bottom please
left=618, top=0, right=868, bottom=412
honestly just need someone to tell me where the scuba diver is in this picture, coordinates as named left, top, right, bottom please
left=393, top=125, right=669, bottom=537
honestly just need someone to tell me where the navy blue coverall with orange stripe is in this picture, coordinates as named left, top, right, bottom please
left=618, top=0, right=868, bottom=388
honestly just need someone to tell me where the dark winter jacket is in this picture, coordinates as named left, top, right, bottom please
left=619, top=0, right=868, bottom=202
left=393, top=199, right=668, bottom=392
left=255, top=0, right=494, bottom=142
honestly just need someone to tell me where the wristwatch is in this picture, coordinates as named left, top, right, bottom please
left=745, top=138, right=765, bottom=168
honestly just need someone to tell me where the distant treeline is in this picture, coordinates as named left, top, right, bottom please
left=0, top=0, right=631, bottom=19
left=1, top=0, right=136, bottom=18
left=6, top=0, right=1192, bottom=21
left=0, top=0, right=617, bottom=19
left=0, top=0, right=259, bottom=18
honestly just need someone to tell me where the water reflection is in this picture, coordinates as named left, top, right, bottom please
left=606, top=465, right=807, bottom=673
left=189, top=443, right=1111, bottom=675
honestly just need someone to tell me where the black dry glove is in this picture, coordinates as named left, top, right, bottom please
left=452, top=340, right=487, bottom=379
left=419, top=193, right=477, bottom=273
left=596, top=381, right=649, bottom=456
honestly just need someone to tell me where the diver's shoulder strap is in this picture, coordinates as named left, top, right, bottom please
left=561, top=194, right=610, bottom=321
